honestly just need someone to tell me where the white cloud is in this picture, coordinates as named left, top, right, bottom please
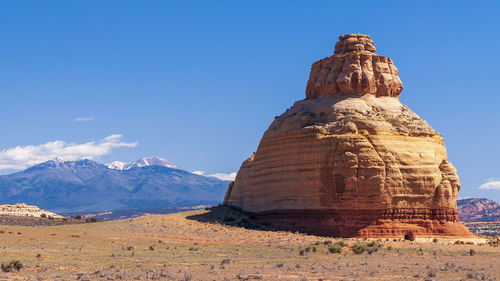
left=479, top=180, right=500, bottom=190
left=192, top=171, right=237, bottom=181
left=74, top=117, right=95, bottom=122
left=0, top=134, right=138, bottom=171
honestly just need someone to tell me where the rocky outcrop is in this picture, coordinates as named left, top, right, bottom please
left=0, top=203, right=64, bottom=218
left=223, top=34, right=474, bottom=238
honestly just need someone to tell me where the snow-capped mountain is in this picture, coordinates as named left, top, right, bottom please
left=0, top=158, right=229, bottom=212
left=106, top=156, right=180, bottom=170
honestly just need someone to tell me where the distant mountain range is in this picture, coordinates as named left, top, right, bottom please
left=457, top=198, right=500, bottom=222
left=0, top=157, right=229, bottom=213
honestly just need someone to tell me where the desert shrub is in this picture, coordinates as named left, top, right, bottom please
left=433, top=238, right=439, bottom=243
left=469, top=249, right=476, bottom=256
left=74, top=215, right=81, bottom=220
left=304, top=246, right=312, bottom=252
left=488, top=240, right=499, bottom=247
left=366, top=241, right=376, bottom=247
left=352, top=244, right=367, bottom=255
left=336, top=241, right=347, bottom=247
left=454, top=240, right=461, bottom=245
left=62, top=218, right=67, bottom=221
left=149, top=245, right=155, bottom=251
left=1, top=260, right=23, bottom=272
left=417, top=248, right=424, bottom=255
left=323, top=240, right=332, bottom=245
left=40, top=213, right=47, bottom=218
left=90, top=218, right=97, bottom=222
left=181, top=271, right=192, bottom=281
left=126, top=246, right=134, bottom=251
left=328, top=244, right=342, bottom=253
left=299, top=249, right=305, bottom=256
left=36, top=253, right=41, bottom=258
left=312, top=246, right=317, bottom=252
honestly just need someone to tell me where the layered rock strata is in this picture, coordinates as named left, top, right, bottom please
left=223, top=34, right=474, bottom=238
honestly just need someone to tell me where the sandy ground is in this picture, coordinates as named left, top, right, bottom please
left=0, top=207, right=498, bottom=280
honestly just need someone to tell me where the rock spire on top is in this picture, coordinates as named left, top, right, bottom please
left=306, top=34, right=403, bottom=99
left=334, top=34, right=376, bottom=54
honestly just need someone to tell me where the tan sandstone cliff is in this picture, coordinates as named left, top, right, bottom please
left=223, top=34, right=474, bottom=238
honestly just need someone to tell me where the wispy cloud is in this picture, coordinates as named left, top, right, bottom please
left=0, top=134, right=138, bottom=171
left=192, top=171, right=236, bottom=181
left=74, top=117, right=95, bottom=122
left=479, top=180, right=500, bottom=190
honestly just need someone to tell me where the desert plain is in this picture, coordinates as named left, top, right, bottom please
left=0, top=206, right=497, bottom=281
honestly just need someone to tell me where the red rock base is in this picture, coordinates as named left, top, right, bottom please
left=250, top=208, right=475, bottom=238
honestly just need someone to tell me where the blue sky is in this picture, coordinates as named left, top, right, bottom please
left=0, top=1, right=499, bottom=200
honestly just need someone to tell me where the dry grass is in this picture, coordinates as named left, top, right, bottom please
left=0, top=207, right=498, bottom=280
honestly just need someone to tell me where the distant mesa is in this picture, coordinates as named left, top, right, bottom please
left=223, top=34, right=474, bottom=238
left=0, top=203, right=64, bottom=219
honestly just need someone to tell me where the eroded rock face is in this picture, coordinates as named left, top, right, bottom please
left=223, top=34, right=474, bottom=238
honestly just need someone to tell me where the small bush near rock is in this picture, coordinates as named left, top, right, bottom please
left=433, top=238, right=438, bottom=243
left=328, top=244, right=342, bottom=253
left=74, top=215, right=82, bottom=220
left=149, top=245, right=155, bottom=251
left=1, top=260, right=23, bottom=272
left=352, top=244, right=367, bottom=255
left=469, top=249, right=476, bottom=256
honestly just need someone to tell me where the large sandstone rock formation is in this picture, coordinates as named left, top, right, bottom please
left=223, top=34, right=474, bottom=238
